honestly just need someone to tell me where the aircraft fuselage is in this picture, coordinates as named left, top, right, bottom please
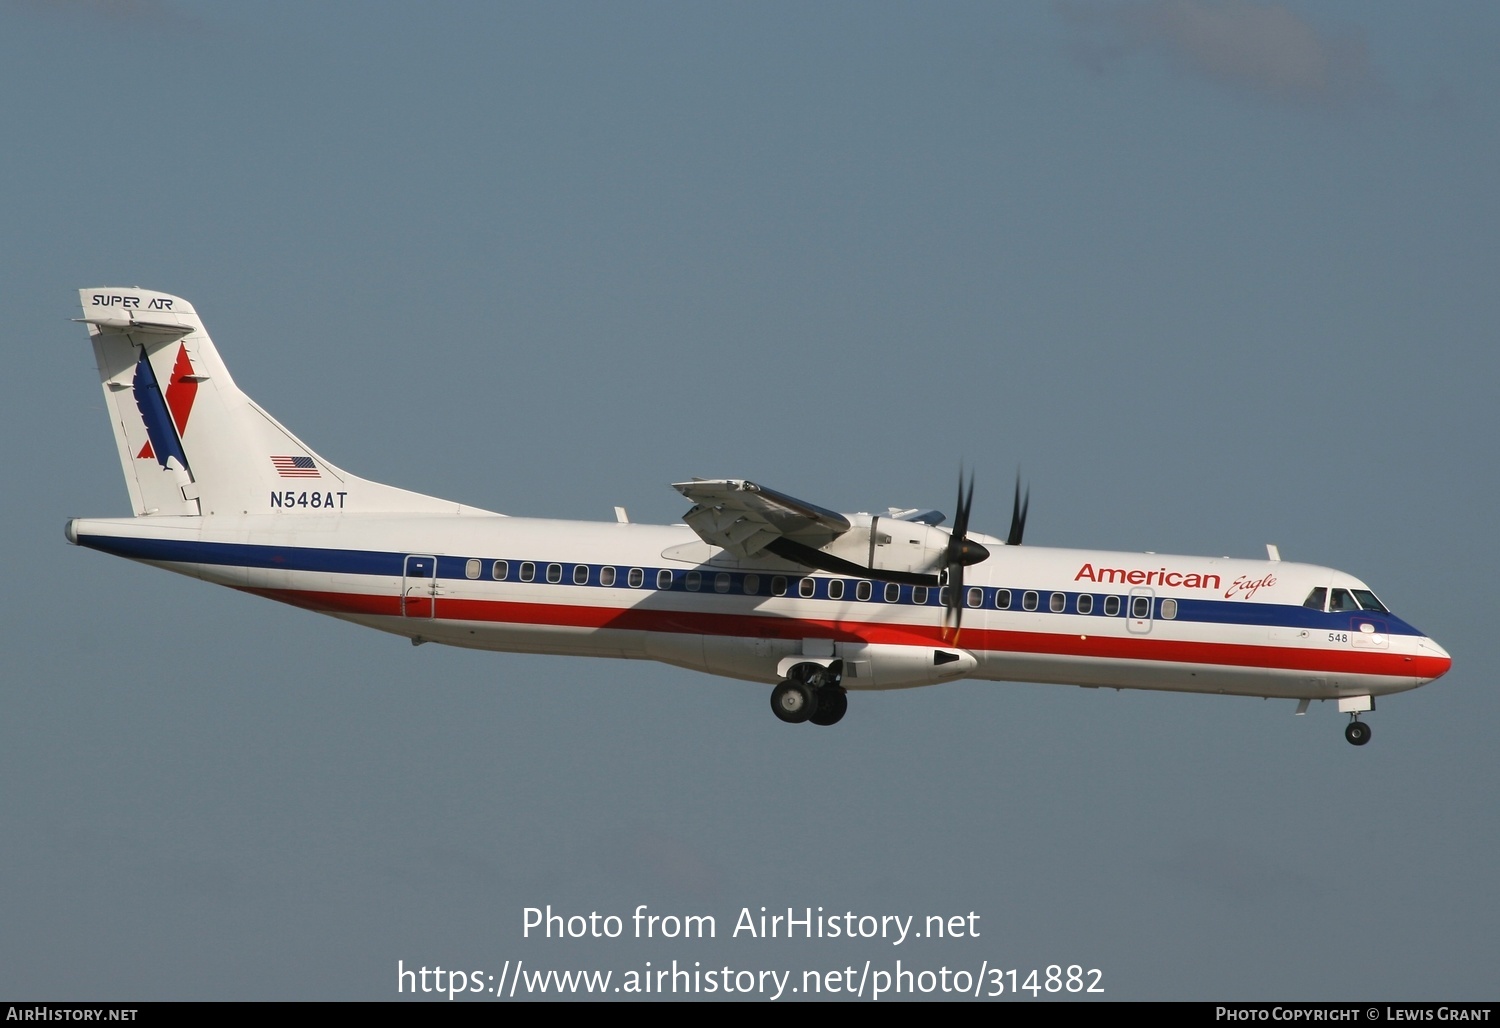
left=66, top=512, right=1448, bottom=703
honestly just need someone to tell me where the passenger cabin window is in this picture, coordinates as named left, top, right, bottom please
left=1022, top=590, right=1038, bottom=611
left=994, top=589, right=1011, bottom=610
left=519, top=561, right=536, bottom=583
left=492, top=560, right=509, bottom=581
left=1303, top=587, right=1327, bottom=611
left=1050, top=592, right=1066, bottom=613
left=968, top=587, right=983, bottom=608
left=465, top=559, right=481, bottom=580
left=938, top=586, right=951, bottom=607
left=885, top=583, right=900, bottom=603
left=1131, top=595, right=1151, bottom=619
left=913, top=586, right=929, bottom=605
left=546, top=563, right=562, bottom=584
left=600, top=566, right=617, bottom=587
left=1160, top=598, right=1178, bottom=619
left=715, top=573, right=731, bottom=594
left=1077, top=594, right=1093, bottom=615
left=1329, top=588, right=1360, bottom=612
left=627, top=568, right=643, bottom=588
left=685, top=571, right=701, bottom=591
left=856, top=581, right=872, bottom=601
left=744, top=574, right=760, bottom=595
left=573, top=564, right=589, bottom=585
left=799, top=578, right=816, bottom=598
left=827, top=580, right=844, bottom=600
left=656, top=569, right=673, bottom=590
left=1104, top=595, right=1121, bottom=616
left=772, top=576, right=788, bottom=596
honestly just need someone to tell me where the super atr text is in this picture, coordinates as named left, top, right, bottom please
left=523, top=904, right=980, bottom=944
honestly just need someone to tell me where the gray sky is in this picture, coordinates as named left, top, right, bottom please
left=3, top=0, right=1495, bottom=1001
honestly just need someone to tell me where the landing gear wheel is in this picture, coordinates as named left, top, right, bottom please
left=1345, top=720, right=1371, bottom=746
left=771, top=680, right=818, bottom=724
left=809, top=686, right=848, bottom=726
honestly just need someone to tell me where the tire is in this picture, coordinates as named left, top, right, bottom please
left=1345, top=721, right=1371, bottom=746
left=771, top=680, right=817, bottom=724
left=809, top=686, right=848, bottom=726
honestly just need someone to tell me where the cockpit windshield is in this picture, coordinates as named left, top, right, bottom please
left=1305, top=586, right=1389, bottom=614
left=1330, top=589, right=1360, bottom=612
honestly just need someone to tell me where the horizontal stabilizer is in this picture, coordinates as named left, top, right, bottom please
left=76, top=314, right=193, bottom=336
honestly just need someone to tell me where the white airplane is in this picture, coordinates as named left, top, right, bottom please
left=67, top=288, right=1451, bottom=745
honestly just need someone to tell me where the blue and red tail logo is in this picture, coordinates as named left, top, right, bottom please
left=132, top=344, right=199, bottom=473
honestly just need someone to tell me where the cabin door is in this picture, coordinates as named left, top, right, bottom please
left=402, top=554, right=438, bottom=618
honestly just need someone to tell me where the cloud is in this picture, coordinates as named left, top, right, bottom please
left=1058, top=0, right=1382, bottom=107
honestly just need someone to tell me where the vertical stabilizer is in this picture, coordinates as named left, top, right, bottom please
left=79, top=288, right=494, bottom=517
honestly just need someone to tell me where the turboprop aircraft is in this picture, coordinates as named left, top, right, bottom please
left=66, top=288, right=1451, bottom=745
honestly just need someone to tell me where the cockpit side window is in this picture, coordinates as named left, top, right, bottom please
left=1329, top=588, right=1360, bottom=612
left=1352, top=589, right=1389, bottom=614
left=1303, top=587, right=1327, bottom=611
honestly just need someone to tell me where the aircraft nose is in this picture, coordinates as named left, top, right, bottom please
left=1418, top=637, right=1453, bottom=681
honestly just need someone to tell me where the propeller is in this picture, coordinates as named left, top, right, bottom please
left=1007, top=475, right=1029, bottom=547
left=942, top=470, right=991, bottom=639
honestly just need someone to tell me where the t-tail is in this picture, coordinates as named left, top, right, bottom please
left=77, top=288, right=493, bottom=518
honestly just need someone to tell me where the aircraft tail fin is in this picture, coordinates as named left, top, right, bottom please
left=79, top=288, right=493, bottom=517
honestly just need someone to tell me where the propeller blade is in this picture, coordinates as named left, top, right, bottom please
left=1007, top=476, right=1029, bottom=547
left=944, top=562, right=966, bottom=638
left=943, top=469, right=989, bottom=640
left=952, top=473, right=973, bottom=541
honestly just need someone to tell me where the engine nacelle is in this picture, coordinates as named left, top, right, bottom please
left=820, top=515, right=951, bottom=578
left=836, top=642, right=977, bottom=691
left=650, top=633, right=978, bottom=691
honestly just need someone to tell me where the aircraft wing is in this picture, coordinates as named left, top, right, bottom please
left=672, top=479, right=851, bottom=559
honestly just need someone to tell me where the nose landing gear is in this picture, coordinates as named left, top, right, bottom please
left=1344, top=717, right=1371, bottom=746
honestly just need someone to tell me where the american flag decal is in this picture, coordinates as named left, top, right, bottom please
left=271, top=455, right=320, bottom=478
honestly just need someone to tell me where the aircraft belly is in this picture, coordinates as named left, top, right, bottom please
left=196, top=560, right=250, bottom=588
left=973, top=649, right=1424, bottom=699
left=332, top=613, right=650, bottom=659
left=645, top=633, right=795, bottom=684
left=442, top=622, right=648, bottom=659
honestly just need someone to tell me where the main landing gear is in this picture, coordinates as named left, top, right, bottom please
left=1344, top=717, right=1372, bottom=747
left=770, top=661, right=848, bottom=727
